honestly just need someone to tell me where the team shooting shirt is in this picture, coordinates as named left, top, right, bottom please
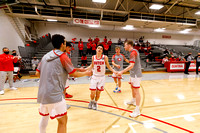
left=37, top=50, right=75, bottom=104
left=112, top=54, right=126, bottom=71
left=129, top=49, right=142, bottom=78
left=93, top=55, right=105, bottom=76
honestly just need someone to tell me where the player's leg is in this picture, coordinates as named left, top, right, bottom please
left=39, top=116, right=49, bottom=133
left=7, top=71, right=17, bottom=90
left=0, top=71, right=7, bottom=95
left=57, top=115, right=68, bottom=133
left=129, top=78, right=141, bottom=118
left=88, top=90, right=96, bottom=109
left=118, top=78, right=122, bottom=92
left=92, top=90, right=101, bottom=110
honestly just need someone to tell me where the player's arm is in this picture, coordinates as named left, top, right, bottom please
left=105, top=55, right=116, bottom=73
left=122, top=54, right=129, bottom=63
left=112, top=60, right=118, bottom=67
left=60, top=54, right=91, bottom=77
left=120, top=63, right=134, bottom=74
left=85, top=56, right=94, bottom=71
left=35, top=62, right=41, bottom=77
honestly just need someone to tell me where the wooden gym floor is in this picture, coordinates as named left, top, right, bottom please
left=0, top=72, right=200, bottom=133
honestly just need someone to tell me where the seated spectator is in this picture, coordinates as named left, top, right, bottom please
left=146, top=51, right=155, bottom=62
left=163, top=49, right=169, bottom=55
left=169, top=55, right=176, bottom=61
left=168, top=51, right=174, bottom=58
left=162, top=56, right=169, bottom=64
left=31, top=57, right=39, bottom=70
left=118, top=38, right=122, bottom=45
left=139, top=36, right=144, bottom=43
left=81, top=53, right=87, bottom=66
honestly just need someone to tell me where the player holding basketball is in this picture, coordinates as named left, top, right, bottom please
left=112, top=46, right=129, bottom=93
left=85, top=44, right=117, bottom=110
left=118, top=40, right=142, bottom=118
left=36, top=34, right=91, bottom=133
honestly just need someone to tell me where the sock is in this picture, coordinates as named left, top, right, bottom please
left=132, top=98, right=136, bottom=102
left=135, top=106, right=140, bottom=111
left=118, top=87, right=121, bottom=90
left=93, top=100, right=97, bottom=103
left=39, top=116, right=49, bottom=133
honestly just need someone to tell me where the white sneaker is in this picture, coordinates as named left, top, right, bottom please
left=88, top=101, right=94, bottom=109
left=92, top=102, right=98, bottom=110
left=129, top=109, right=140, bottom=118
left=126, top=100, right=136, bottom=106
left=10, top=87, right=17, bottom=90
left=0, top=90, right=4, bottom=95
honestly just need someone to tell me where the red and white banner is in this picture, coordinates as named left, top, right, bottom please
left=73, top=18, right=100, bottom=25
left=170, top=63, right=184, bottom=70
left=170, top=63, right=197, bottom=70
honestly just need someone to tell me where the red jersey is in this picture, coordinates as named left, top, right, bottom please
left=104, top=38, right=107, bottom=43
left=88, top=38, right=92, bottom=43
left=107, top=40, right=112, bottom=46
left=78, top=42, right=84, bottom=50
left=104, top=44, right=109, bottom=51
left=91, top=43, right=96, bottom=50
left=0, top=53, right=18, bottom=71
left=94, top=38, right=99, bottom=44
left=87, top=42, right=91, bottom=49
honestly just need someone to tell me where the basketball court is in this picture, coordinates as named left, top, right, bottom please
left=0, top=72, right=199, bottom=133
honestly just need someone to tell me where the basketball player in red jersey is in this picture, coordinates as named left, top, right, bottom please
left=85, top=44, right=117, bottom=110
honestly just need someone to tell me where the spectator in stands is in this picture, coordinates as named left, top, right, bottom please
left=91, top=41, right=96, bottom=55
left=86, top=41, right=91, bottom=55
left=194, top=53, right=200, bottom=75
left=81, top=53, right=87, bottom=66
left=118, top=38, right=122, bottom=45
left=107, top=39, right=112, bottom=51
left=104, top=36, right=107, bottom=43
left=169, top=55, right=176, bottom=62
left=103, top=43, right=109, bottom=56
left=163, top=49, right=169, bottom=55
left=135, top=39, right=139, bottom=44
left=78, top=38, right=84, bottom=57
left=0, top=47, right=19, bottom=95
left=12, top=50, right=22, bottom=78
left=162, top=56, right=168, bottom=64
left=168, top=51, right=174, bottom=58
left=183, top=53, right=193, bottom=75
left=146, top=51, right=154, bottom=62
left=88, top=37, right=92, bottom=43
left=32, top=57, right=39, bottom=70
left=94, top=36, right=100, bottom=45
left=139, top=36, right=144, bottom=44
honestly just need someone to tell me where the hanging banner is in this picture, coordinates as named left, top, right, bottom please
left=73, top=18, right=100, bottom=25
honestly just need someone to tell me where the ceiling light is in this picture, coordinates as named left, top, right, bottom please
left=154, top=28, right=165, bottom=32
left=88, top=25, right=100, bottom=28
left=123, top=25, right=134, bottom=30
left=149, top=4, right=164, bottom=10
left=92, top=0, right=106, bottom=3
left=47, top=19, right=57, bottom=22
left=195, top=11, right=200, bottom=15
